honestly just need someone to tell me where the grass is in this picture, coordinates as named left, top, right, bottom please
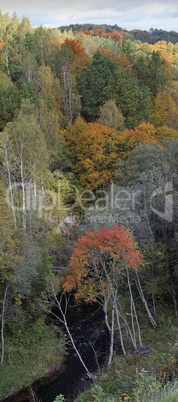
left=0, top=319, right=66, bottom=399
left=155, top=381, right=178, bottom=401
left=74, top=303, right=178, bottom=402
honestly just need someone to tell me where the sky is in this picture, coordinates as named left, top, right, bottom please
left=0, top=0, right=178, bottom=31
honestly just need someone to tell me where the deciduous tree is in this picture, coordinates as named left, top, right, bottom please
left=63, top=226, right=143, bottom=366
left=117, top=122, right=155, bottom=159
left=97, top=100, right=124, bottom=131
left=65, top=119, right=119, bottom=190
left=152, top=90, right=178, bottom=129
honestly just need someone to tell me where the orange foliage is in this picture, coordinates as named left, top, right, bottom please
left=65, top=118, right=119, bottom=190
left=64, top=38, right=86, bottom=57
left=110, top=31, right=124, bottom=42
left=63, top=226, right=142, bottom=301
left=83, top=29, right=123, bottom=42
left=118, top=122, right=155, bottom=159
left=70, top=54, right=92, bottom=75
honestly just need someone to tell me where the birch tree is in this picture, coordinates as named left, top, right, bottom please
left=1, top=99, right=49, bottom=228
left=62, top=226, right=143, bottom=367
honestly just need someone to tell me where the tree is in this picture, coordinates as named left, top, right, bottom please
left=42, top=288, right=93, bottom=379
left=34, top=26, right=54, bottom=65
left=60, top=71, right=81, bottom=124
left=132, top=54, right=149, bottom=86
left=116, top=70, right=153, bottom=129
left=77, top=51, right=119, bottom=121
left=55, top=45, right=81, bottom=124
left=120, top=140, right=178, bottom=317
left=0, top=73, right=21, bottom=130
left=155, top=126, right=178, bottom=143
left=0, top=11, right=11, bottom=42
left=146, top=51, right=173, bottom=97
left=63, top=38, right=86, bottom=57
left=121, top=38, right=137, bottom=57
left=1, top=99, right=49, bottom=228
left=21, top=53, right=38, bottom=85
left=152, top=90, right=178, bottom=129
left=65, top=118, right=119, bottom=190
left=117, top=122, right=155, bottom=160
left=35, top=98, right=67, bottom=170
left=0, top=181, right=21, bottom=364
left=63, top=226, right=143, bottom=366
left=97, top=100, right=124, bottom=131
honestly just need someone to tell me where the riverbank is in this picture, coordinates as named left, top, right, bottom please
left=0, top=321, right=65, bottom=400
left=1, top=303, right=177, bottom=402
left=75, top=305, right=178, bottom=402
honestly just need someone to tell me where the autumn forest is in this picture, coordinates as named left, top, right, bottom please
left=0, top=11, right=177, bottom=402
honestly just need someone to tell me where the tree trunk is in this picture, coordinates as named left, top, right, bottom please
left=127, top=267, right=142, bottom=348
left=115, top=305, right=126, bottom=355
left=169, top=264, right=178, bottom=318
left=116, top=299, right=137, bottom=350
left=1, top=284, right=9, bottom=365
left=135, top=272, right=157, bottom=328
left=4, top=140, right=16, bottom=225
left=107, top=306, right=115, bottom=368
left=20, top=159, right=26, bottom=229
left=53, top=291, right=93, bottom=380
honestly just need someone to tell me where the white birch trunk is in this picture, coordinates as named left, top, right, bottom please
left=20, top=159, right=26, bottom=229
left=52, top=290, right=93, bottom=380
left=135, top=272, right=157, bottom=328
left=127, top=267, right=142, bottom=348
left=4, top=140, right=16, bottom=225
left=1, top=284, right=9, bottom=365
left=115, top=305, right=126, bottom=355
left=107, top=306, right=115, bottom=368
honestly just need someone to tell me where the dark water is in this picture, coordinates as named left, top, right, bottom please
left=1, top=304, right=110, bottom=402
left=37, top=309, right=110, bottom=402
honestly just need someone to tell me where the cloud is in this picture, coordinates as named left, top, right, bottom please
left=0, top=0, right=178, bottom=30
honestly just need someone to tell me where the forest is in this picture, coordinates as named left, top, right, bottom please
left=0, top=10, right=177, bottom=402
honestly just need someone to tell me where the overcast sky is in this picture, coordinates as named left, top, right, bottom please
left=0, top=0, right=178, bottom=31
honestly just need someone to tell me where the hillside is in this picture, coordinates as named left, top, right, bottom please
left=0, top=10, right=177, bottom=402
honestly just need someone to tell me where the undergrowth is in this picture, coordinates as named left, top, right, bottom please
left=0, top=319, right=66, bottom=398
left=74, top=304, right=178, bottom=402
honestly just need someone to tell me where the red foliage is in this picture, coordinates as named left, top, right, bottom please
left=64, top=38, right=86, bottom=57
left=62, top=226, right=142, bottom=299
left=83, top=29, right=123, bottom=42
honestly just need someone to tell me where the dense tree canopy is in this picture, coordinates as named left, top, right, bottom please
left=77, top=51, right=119, bottom=121
left=0, top=11, right=177, bottom=396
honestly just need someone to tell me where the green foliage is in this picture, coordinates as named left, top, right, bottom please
left=53, top=395, right=66, bottom=402
left=91, top=384, right=114, bottom=401
left=0, top=78, right=21, bottom=130
left=97, top=100, right=124, bottom=130
left=116, top=69, right=153, bottom=128
left=0, top=322, right=65, bottom=398
left=77, top=51, right=118, bottom=121
left=121, top=38, right=138, bottom=56
left=75, top=309, right=177, bottom=402
left=154, top=381, right=178, bottom=402
left=0, top=10, right=178, bottom=402
left=133, top=371, right=162, bottom=401
left=146, top=51, right=173, bottom=97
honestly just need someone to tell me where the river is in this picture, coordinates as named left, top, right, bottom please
left=1, top=303, right=110, bottom=402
